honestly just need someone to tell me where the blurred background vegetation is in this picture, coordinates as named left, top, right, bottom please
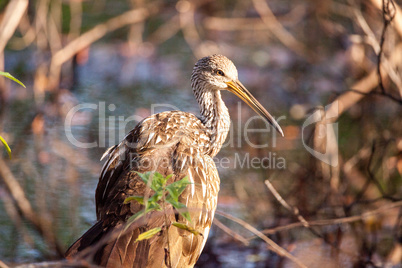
left=0, top=0, right=401, bottom=267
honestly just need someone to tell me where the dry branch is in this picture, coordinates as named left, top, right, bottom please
left=14, top=260, right=98, bottom=268
left=204, top=17, right=274, bottom=31
left=371, top=0, right=402, bottom=37
left=216, top=210, right=307, bottom=268
left=377, top=0, right=396, bottom=94
left=251, top=0, right=307, bottom=57
left=49, top=2, right=161, bottom=88
left=265, top=180, right=310, bottom=228
left=51, top=139, right=100, bottom=175
left=326, top=43, right=402, bottom=122
left=343, top=146, right=382, bottom=200
left=0, top=157, right=64, bottom=257
left=213, top=218, right=249, bottom=246
left=147, top=15, right=180, bottom=45
left=177, top=0, right=217, bottom=59
left=204, top=5, right=306, bottom=32
left=1, top=189, right=35, bottom=249
left=351, top=0, right=402, bottom=98
left=0, top=260, right=9, bottom=268
left=0, top=0, right=29, bottom=53
left=258, top=200, right=402, bottom=236
left=0, top=0, right=29, bottom=91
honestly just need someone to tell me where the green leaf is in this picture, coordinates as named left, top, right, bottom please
left=153, top=172, right=167, bottom=186
left=146, top=202, right=161, bottom=213
left=172, top=222, right=203, bottom=236
left=148, top=192, right=163, bottom=203
left=135, top=227, right=161, bottom=243
left=127, top=172, right=192, bottom=227
left=136, top=171, right=164, bottom=192
left=0, top=71, right=26, bottom=88
left=126, top=210, right=145, bottom=228
left=166, top=177, right=191, bottom=202
left=136, top=171, right=151, bottom=185
left=166, top=198, right=191, bottom=222
left=124, top=196, right=144, bottom=205
left=152, top=172, right=167, bottom=191
left=0, top=135, right=11, bottom=159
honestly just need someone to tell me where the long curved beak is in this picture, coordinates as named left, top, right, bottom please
left=226, top=80, right=284, bottom=137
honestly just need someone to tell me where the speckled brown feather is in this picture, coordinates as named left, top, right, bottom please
left=65, top=55, right=239, bottom=267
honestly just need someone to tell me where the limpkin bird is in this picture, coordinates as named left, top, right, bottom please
left=65, top=55, right=283, bottom=267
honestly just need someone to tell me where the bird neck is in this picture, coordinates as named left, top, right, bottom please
left=197, top=90, right=230, bottom=157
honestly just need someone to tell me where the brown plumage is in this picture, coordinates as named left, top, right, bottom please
left=65, top=55, right=283, bottom=267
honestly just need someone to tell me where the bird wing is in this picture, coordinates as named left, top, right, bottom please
left=95, top=111, right=210, bottom=220
left=167, top=154, right=220, bottom=267
left=97, top=154, right=220, bottom=268
left=67, top=111, right=217, bottom=267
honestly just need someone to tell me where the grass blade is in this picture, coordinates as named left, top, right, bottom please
left=0, top=135, right=11, bottom=159
left=135, top=227, right=161, bottom=242
left=172, top=222, right=202, bottom=236
left=0, top=71, right=26, bottom=88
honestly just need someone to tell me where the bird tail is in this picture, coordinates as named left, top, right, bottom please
left=65, top=220, right=106, bottom=260
left=65, top=218, right=200, bottom=267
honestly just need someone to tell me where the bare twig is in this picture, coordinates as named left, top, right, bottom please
left=177, top=0, right=201, bottom=57
left=0, top=157, right=64, bottom=257
left=353, top=140, right=401, bottom=204
left=147, top=15, right=180, bottom=45
left=343, top=146, right=383, bottom=201
left=213, top=218, right=249, bottom=246
left=264, top=180, right=310, bottom=228
left=0, top=158, right=37, bottom=227
left=177, top=0, right=217, bottom=59
left=264, top=178, right=339, bottom=249
left=338, top=88, right=402, bottom=105
left=15, top=260, right=101, bottom=267
left=393, top=207, right=402, bottom=239
left=51, top=139, right=100, bottom=175
left=0, top=0, right=29, bottom=53
left=349, top=0, right=402, bottom=102
left=251, top=0, right=307, bottom=57
left=67, top=0, right=83, bottom=42
left=204, top=5, right=306, bottom=32
left=47, top=0, right=63, bottom=55
left=0, top=0, right=29, bottom=91
left=215, top=210, right=307, bottom=268
left=370, top=0, right=402, bottom=37
left=257, top=200, right=402, bottom=236
left=0, top=260, right=9, bottom=268
left=204, top=17, right=276, bottom=31
left=7, top=14, right=36, bottom=50
left=377, top=0, right=396, bottom=94
left=126, top=0, right=146, bottom=52
left=48, top=2, right=161, bottom=88
left=0, top=188, right=35, bottom=250
left=325, top=43, right=402, bottom=124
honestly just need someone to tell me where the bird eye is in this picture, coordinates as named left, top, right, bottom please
left=216, top=70, right=225, bottom=76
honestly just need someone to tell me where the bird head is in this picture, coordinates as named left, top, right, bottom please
left=191, top=54, right=284, bottom=137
